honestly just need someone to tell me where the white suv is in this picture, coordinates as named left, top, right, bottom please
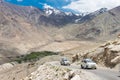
left=60, top=57, right=70, bottom=66
left=81, top=59, right=97, bottom=69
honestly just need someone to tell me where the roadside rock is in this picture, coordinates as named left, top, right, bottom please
left=85, top=40, right=120, bottom=68
left=0, top=63, right=14, bottom=72
left=71, top=75, right=81, bottom=80
left=23, top=62, right=101, bottom=80
left=111, top=56, right=120, bottom=64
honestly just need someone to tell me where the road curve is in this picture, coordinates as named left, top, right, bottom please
left=49, top=61, right=120, bottom=80
left=87, top=68, right=120, bottom=80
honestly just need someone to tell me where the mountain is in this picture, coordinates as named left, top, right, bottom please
left=0, top=0, right=120, bottom=45
left=0, top=0, right=52, bottom=63
left=58, top=6, right=120, bottom=41
left=38, top=5, right=82, bottom=26
left=77, top=6, right=120, bottom=41
left=0, top=0, right=81, bottom=42
left=77, top=8, right=108, bottom=23
left=0, top=0, right=83, bottom=63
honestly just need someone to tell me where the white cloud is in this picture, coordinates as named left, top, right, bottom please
left=63, top=0, right=120, bottom=13
left=43, top=4, right=54, bottom=9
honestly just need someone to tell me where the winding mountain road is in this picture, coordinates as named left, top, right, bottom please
left=70, top=65, right=120, bottom=80
left=88, top=68, right=120, bottom=80
left=50, top=61, right=120, bottom=80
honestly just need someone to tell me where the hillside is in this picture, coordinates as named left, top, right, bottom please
left=0, top=0, right=53, bottom=63
left=0, top=0, right=120, bottom=63
left=66, top=6, right=120, bottom=41
left=0, top=0, right=82, bottom=63
left=1, top=1, right=120, bottom=45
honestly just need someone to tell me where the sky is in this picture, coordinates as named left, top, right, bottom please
left=5, top=0, right=120, bottom=13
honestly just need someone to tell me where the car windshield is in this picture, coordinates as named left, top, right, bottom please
left=63, top=59, right=67, bottom=61
left=85, top=59, right=94, bottom=63
left=62, top=58, right=68, bottom=61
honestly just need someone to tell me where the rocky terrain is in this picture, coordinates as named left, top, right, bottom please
left=0, top=0, right=51, bottom=52
left=83, top=39, right=120, bottom=68
left=0, top=60, right=102, bottom=80
left=23, top=62, right=102, bottom=80
left=0, top=62, right=38, bottom=80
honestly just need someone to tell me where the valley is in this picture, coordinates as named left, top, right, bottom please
left=0, top=0, right=120, bottom=80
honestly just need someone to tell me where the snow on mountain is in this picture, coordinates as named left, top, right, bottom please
left=75, top=8, right=108, bottom=23
left=90, top=8, right=108, bottom=16
left=43, top=5, right=108, bottom=24
left=43, top=4, right=61, bottom=16
left=43, top=4, right=83, bottom=17
left=64, top=12, right=73, bottom=16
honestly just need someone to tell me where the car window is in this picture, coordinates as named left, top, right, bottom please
left=86, top=60, right=94, bottom=63
left=83, top=59, right=94, bottom=63
left=62, top=58, right=67, bottom=61
left=63, top=59, right=67, bottom=61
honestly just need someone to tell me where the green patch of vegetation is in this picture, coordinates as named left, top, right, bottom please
left=15, top=51, right=58, bottom=63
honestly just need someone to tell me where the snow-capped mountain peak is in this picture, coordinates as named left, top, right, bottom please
left=43, top=4, right=83, bottom=17
left=43, top=4, right=61, bottom=16
left=65, top=12, right=73, bottom=16
left=74, top=8, right=108, bottom=23
left=90, top=8, right=108, bottom=16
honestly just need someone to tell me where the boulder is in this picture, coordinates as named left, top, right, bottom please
left=71, top=75, right=81, bottom=80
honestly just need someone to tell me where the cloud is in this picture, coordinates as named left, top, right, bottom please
left=43, top=3, right=54, bottom=9
left=5, top=0, right=120, bottom=13
left=63, top=0, right=120, bottom=13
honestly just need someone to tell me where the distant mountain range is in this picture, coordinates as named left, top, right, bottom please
left=0, top=0, right=120, bottom=42
left=0, top=0, right=120, bottom=43
left=75, top=6, right=120, bottom=41
left=0, top=0, right=109, bottom=26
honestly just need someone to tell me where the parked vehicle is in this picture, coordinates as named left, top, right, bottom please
left=81, top=58, right=97, bottom=69
left=60, top=57, right=70, bottom=66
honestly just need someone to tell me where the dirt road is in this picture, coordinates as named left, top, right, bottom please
left=88, top=68, right=120, bottom=80
left=69, top=64, right=120, bottom=80
left=52, top=61, right=120, bottom=80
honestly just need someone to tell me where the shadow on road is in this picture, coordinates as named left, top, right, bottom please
left=81, top=68, right=97, bottom=70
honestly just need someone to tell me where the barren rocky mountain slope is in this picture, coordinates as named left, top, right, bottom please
left=1, top=0, right=120, bottom=47
left=0, top=0, right=52, bottom=63
left=0, top=0, right=81, bottom=51
left=0, top=0, right=120, bottom=64
left=59, top=6, right=120, bottom=41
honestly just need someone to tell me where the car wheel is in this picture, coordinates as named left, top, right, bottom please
left=68, top=64, right=70, bottom=66
left=81, top=65, right=84, bottom=69
left=85, top=65, right=88, bottom=69
left=60, top=63, right=63, bottom=65
left=94, top=67, right=97, bottom=69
